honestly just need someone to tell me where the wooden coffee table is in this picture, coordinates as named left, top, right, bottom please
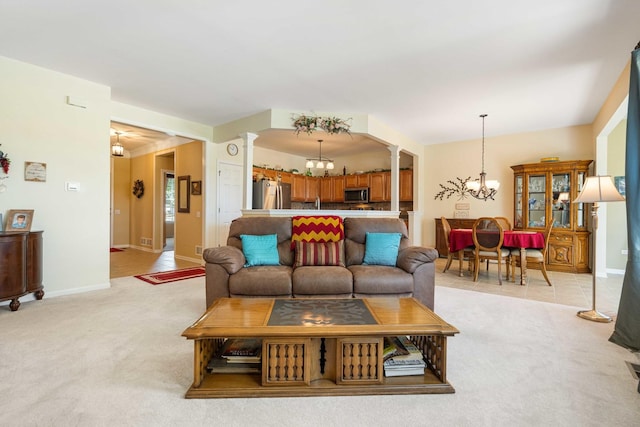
left=182, top=297, right=459, bottom=398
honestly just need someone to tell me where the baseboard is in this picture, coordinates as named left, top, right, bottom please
left=175, top=254, right=203, bottom=264
left=605, top=268, right=625, bottom=276
left=0, top=282, right=111, bottom=307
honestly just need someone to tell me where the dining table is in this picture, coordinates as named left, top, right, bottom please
left=448, top=228, right=545, bottom=285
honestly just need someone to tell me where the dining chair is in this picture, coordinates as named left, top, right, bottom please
left=495, top=216, right=512, bottom=231
left=472, top=217, right=511, bottom=285
left=510, top=220, right=553, bottom=286
left=441, top=217, right=474, bottom=276
left=477, top=216, right=512, bottom=272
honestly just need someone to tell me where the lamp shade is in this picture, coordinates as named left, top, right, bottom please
left=574, top=176, right=625, bottom=203
left=111, top=142, right=124, bottom=157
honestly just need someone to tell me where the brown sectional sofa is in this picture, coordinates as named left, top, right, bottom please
left=203, top=216, right=438, bottom=310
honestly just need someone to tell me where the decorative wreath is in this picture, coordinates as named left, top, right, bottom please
left=133, top=179, right=144, bottom=198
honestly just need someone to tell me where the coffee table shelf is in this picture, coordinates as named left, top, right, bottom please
left=182, top=298, right=459, bottom=399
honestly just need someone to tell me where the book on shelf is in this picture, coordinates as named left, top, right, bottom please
left=207, top=356, right=261, bottom=374
left=383, top=336, right=426, bottom=377
left=383, top=336, right=410, bottom=361
left=218, top=338, right=262, bottom=363
left=383, top=365, right=425, bottom=377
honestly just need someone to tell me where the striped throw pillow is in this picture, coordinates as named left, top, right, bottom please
left=294, top=241, right=345, bottom=268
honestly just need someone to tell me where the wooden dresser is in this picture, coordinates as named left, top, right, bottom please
left=0, top=231, right=44, bottom=311
left=434, top=218, right=477, bottom=257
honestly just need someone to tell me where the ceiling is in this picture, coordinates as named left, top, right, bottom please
left=3, top=1, right=639, bottom=153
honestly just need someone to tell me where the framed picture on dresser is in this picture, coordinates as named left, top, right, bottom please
left=6, top=209, right=34, bottom=232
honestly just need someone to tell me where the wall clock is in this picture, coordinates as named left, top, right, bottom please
left=227, top=143, right=238, bottom=156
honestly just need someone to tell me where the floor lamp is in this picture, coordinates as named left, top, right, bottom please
left=574, top=175, right=625, bottom=322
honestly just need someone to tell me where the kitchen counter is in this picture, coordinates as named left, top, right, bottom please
left=241, top=209, right=400, bottom=218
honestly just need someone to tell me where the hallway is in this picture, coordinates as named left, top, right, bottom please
left=110, top=246, right=200, bottom=279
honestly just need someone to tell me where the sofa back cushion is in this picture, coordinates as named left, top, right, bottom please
left=227, top=217, right=293, bottom=266
left=343, top=217, right=409, bottom=266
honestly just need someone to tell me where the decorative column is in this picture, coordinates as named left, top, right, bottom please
left=388, top=145, right=400, bottom=212
left=239, top=132, right=258, bottom=210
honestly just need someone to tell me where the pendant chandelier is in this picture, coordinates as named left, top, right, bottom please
left=466, top=114, right=499, bottom=200
left=305, top=139, right=334, bottom=170
left=111, top=132, right=124, bottom=157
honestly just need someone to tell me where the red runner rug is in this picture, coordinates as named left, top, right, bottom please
left=110, top=248, right=124, bottom=253
left=134, top=266, right=205, bottom=285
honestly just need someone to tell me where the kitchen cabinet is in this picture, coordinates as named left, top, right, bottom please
left=369, top=172, right=390, bottom=202
left=320, top=176, right=345, bottom=202
left=345, top=174, right=369, bottom=188
left=291, top=174, right=306, bottom=201
left=511, top=160, right=592, bottom=273
left=400, top=170, right=413, bottom=201
left=305, top=177, right=319, bottom=202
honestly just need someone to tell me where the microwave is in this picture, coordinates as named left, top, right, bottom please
left=344, top=187, right=369, bottom=203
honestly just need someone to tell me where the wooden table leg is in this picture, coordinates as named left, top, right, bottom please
left=519, top=247, right=527, bottom=286
left=457, top=250, right=464, bottom=277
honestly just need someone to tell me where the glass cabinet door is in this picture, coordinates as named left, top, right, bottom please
left=515, top=175, right=523, bottom=228
left=527, top=175, right=546, bottom=228
left=551, top=172, right=571, bottom=228
left=576, top=171, right=586, bottom=228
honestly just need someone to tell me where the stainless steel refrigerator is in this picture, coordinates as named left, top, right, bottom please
left=252, top=180, right=291, bottom=209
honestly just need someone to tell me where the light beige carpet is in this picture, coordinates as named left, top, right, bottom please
left=0, top=276, right=638, bottom=426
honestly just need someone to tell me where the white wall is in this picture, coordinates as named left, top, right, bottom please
left=1, top=56, right=112, bottom=297
left=606, top=119, right=627, bottom=271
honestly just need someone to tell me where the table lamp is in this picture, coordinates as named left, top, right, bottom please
left=573, top=175, right=625, bottom=322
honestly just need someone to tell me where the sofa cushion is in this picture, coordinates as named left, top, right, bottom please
left=363, top=232, right=401, bottom=266
left=229, top=266, right=292, bottom=297
left=240, top=234, right=279, bottom=267
left=343, top=218, right=409, bottom=266
left=349, top=265, right=414, bottom=295
left=292, top=266, right=353, bottom=296
left=294, top=241, right=345, bottom=268
left=227, top=217, right=294, bottom=266
left=291, top=215, right=344, bottom=249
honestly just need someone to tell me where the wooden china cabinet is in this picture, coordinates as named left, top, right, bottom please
left=511, top=160, right=592, bottom=273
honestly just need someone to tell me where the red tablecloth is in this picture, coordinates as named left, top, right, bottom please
left=449, top=229, right=545, bottom=252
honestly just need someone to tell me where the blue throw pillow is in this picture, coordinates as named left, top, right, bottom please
left=363, top=232, right=402, bottom=266
left=240, top=234, right=280, bottom=267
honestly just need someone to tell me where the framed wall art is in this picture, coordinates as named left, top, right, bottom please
left=191, top=180, right=202, bottom=195
left=177, top=175, right=190, bottom=213
left=24, top=161, right=47, bottom=182
left=6, top=209, right=34, bottom=231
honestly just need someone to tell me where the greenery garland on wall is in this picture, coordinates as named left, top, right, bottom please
left=292, top=114, right=352, bottom=136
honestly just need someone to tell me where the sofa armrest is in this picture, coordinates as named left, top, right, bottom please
left=397, top=246, right=439, bottom=274
left=202, top=246, right=245, bottom=274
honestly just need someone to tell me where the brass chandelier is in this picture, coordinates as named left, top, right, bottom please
left=466, top=114, right=500, bottom=200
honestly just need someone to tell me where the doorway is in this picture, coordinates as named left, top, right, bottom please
left=163, top=170, right=175, bottom=251
left=217, top=161, right=244, bottom=247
